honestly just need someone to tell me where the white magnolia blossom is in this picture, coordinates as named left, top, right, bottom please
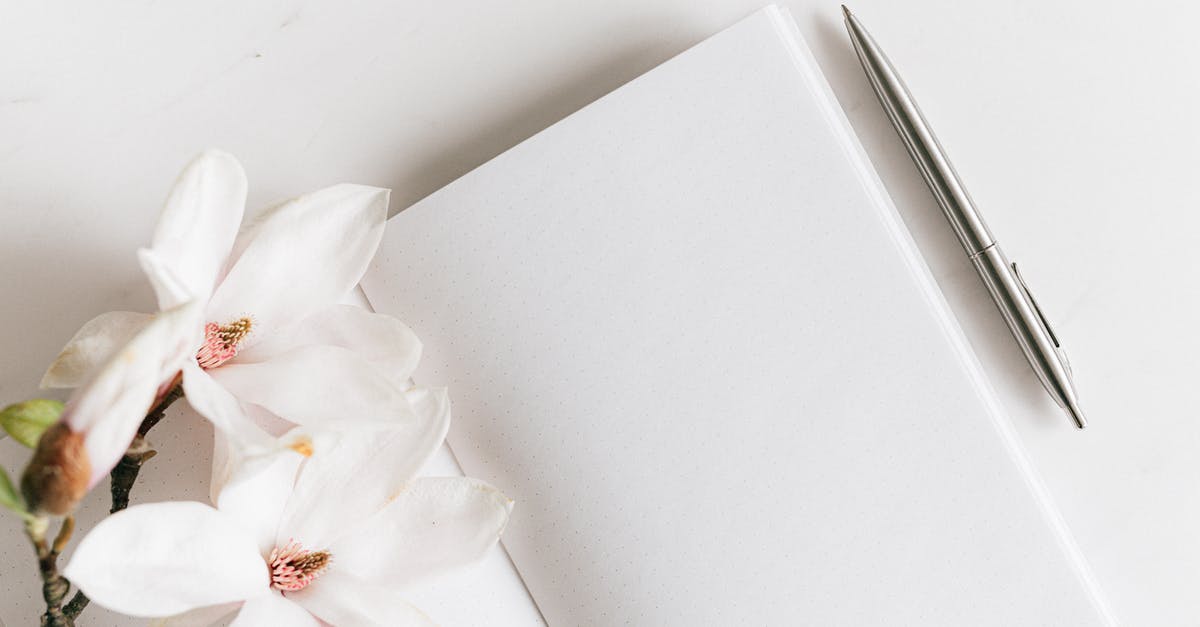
left=22, top=301, right=199, bottom=513
left=64, top=386, right=512, bottom=626
left=40, top=151, right=420, bottom=447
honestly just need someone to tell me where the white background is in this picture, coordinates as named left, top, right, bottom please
left=0, top=1, right=1193, bottom=625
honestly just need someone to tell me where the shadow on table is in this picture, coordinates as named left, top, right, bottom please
left=389, top=25, right=707, bottom=216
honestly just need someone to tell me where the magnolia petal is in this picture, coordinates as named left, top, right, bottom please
left=63, top=501, right=269, bottom=617
left=40, top=311, right=152, bottom=389
left=64, top=301, right=202, bottom=487
left=209, top=419, right=314, bottom=505
left=209, top=405, right=312, bottom=506
left=151, top=603, right=241, bottom=627
left=181, top=360, right=273, bottom=449
left=287, top=570, right=434, bottom=627
left=276, top=387, right=450, bottom=549
left=207, top=184, right=389, bottom=337
left=150, top=150, right=247, bottom=308
left=206, top=420, right=302, bottom=502
left=209, top=427, right=236, bottom=506
left=216, top=442, right=304, bottom=555
left=207, top=345, right=416, bottom=429
left=329, top=477, right=512, bottom=589
left=244, top=403, right=300, bottom=437
left=233, top=305, right=422, bottom=388
left=230, top=592, right=320, bottom=627
left=140, top=248, right=200, bottom=311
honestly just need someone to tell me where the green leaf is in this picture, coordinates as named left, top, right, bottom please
left=0, top=465, right=26, bottom=518
left=1, top=399, right=64, bottom=448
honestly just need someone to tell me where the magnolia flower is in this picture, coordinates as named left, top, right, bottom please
left=41, top=151, right=421, bottom=446
left=64, top=387, right=512, bottom=626
left=22, top=302, right=199, bottom=514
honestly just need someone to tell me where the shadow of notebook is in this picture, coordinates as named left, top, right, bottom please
left=362, top=6, right=1113, bottom=625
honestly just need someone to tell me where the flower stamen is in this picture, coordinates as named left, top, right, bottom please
left=268, top=540, right=331, bottom=592
left=196, top=317, right=253, bottom=369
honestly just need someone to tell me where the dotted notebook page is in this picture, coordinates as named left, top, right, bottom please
left=363, top=7, right=1110, bottom=626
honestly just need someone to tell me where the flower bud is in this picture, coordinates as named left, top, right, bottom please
left=21, top=422, right=91, bottom=516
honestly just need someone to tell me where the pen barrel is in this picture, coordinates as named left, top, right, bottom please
left=970, top=246, right=1078, bottom=413
left=844, top=12, right=995, bottom=255
left=847, top=9, right=1085, bottom=428
left=896, top=123, right=995, bottom=256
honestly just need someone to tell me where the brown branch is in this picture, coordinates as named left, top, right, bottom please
left=51, top=516, right=74, bottom=554
left=60, top=592, right=89, bottom=623
left=28, top=516, right=73, bottom=626
left=137, top=381, right=184, bottom=440
left=107, top=440, right=158, bottom=514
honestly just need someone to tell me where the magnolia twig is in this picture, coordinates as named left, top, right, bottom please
left=28, top=515, right=73, bottom=627
left=108, top=439, right=159, bottom=514
left=136, top=381, right=184, bottom=441
left=56, top=383, right=184, bottom=621
left=60, top=592, right=89, bottom=623
left=51, top=516, right=74, bottom=554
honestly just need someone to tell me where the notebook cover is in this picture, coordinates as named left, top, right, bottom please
left=362, top=7, right=1113, bottom=625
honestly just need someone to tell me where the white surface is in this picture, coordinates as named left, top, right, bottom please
left=362, top=8, right=1109, bottom=624
left=0, top=1, right=1192, bottom=625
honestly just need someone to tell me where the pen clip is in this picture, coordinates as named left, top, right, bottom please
left=1011, top=261, right=1072, bottom=374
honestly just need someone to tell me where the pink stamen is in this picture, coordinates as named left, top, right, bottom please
left=195, top=318, right=252, bottom=369
left=268, top=540, right=331, bottom=592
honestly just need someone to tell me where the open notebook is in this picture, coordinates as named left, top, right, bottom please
left=363, top=6, right=1113, bottom=625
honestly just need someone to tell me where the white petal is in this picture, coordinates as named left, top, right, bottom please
left=64, top=301, right=203, bottom=487
left=149, top=150, right=247, bottom=308
left=276, top=387, right=450, bottom=549
left=233, top=305, right=421, bottom=387
left=207, top=184, right=389, bottom=336
left=207, top=345, right=415, bottom=429
left=210, top=420, right=298, bottom=502
left=151, top=603, right=241, bottom=627
left=216, top=443, right=304, bottom=555
left=287, top=570, right=433, bottom=627
left=244, top=403, right=299, bottom=437
left=140, top=248, right=199, bottom=311
left=209, top=421, right=313, bottom=505
left=230, top=593, right=319, bottom=627
left=210, top=428, right=233, bottom=506
left=329, top=477, right=512, bottom=588
left=210, top=409, right=309, bottom=504
left=63, top=501, right=269, bottom=618
left=181, top=360, right=273, bottom=449
left=40, top=311, right=152, bottom=389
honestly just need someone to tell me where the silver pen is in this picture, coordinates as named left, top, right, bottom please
left=842, top=6, right=1086, bottom=429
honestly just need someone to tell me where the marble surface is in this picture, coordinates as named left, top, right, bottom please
left=0, top=1, right=1194, bottom=624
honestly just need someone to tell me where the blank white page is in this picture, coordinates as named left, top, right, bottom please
left=363, top=6, right=1111, bottom=625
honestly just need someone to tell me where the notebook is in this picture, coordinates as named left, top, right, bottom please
left=362, top=6, right=1114, bottom=625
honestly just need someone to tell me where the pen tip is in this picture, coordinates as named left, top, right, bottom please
left=841, top=4, right=852, bottom=19
left=1067, top=400, right=1087, bottom=430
